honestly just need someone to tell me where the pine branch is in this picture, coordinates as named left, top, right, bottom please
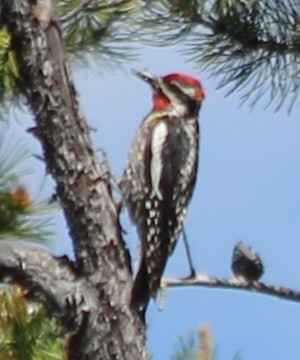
left=60, top=0, right=94, bottom=24
left=161, top=273, right=300, bottom=304
left=0, top=131, right=54, bottom=241
left=137, top=0, right=300, bottom=111
left=58, top=0, right=137, bottom=64
left=61, top=0, right=135, bottom=24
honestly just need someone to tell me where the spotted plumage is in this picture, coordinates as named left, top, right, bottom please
left=120, top=71, right=205, bottom=312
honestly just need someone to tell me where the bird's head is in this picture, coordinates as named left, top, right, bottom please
left=134, top=70, right=206, bottom=111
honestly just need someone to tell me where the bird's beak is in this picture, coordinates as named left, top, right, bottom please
left=133, top=70, right=160, bottom=90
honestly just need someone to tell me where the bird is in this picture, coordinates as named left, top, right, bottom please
left=231, top=241, right=264, bottom=282
left=120, top=70, right=205, bottom=314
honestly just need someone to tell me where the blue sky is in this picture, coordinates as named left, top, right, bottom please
left=11, top=45, right=300, bottom=359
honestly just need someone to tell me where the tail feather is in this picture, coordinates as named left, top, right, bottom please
left=130, top=258, right=150, bottom=319
left=130, top=253, right=168, bottom=322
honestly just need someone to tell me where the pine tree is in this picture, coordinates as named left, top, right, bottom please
left=0, top=1, right=299, bottom=359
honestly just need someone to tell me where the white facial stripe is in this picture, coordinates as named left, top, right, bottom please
left=158, top=78, right=197, bottom=115
left=158, top=78, right=185, bottom=109
left=177, top=83, right=196, bottom=98
left=150, top=121, right=168, bottom=200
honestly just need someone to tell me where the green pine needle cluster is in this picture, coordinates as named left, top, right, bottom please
left=136, top=0, right=300, bottom=112
left=58, top=0, right=139, bottom=65
left=0, top=132, right=55, bottom=242
left=171, top=332, right=199, bottom=360
left=2, top=0, right=299, bottom=111
left=0, top=0, right=139, bottom=110
left=171, top=326, right=243, bottom=360
left=0, top=27, right=20, bottom=110
left=0, top=286, right=64, bottom=360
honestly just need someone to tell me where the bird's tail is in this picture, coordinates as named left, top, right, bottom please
left=130, top=254, right=167, bottom=321
left=130, top=257, right=150, bottom=320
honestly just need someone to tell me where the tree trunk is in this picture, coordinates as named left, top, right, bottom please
left=0, top=0, right=147, bottom=358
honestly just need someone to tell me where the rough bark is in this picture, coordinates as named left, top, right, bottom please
left=0, top=0, right=147, bottom=359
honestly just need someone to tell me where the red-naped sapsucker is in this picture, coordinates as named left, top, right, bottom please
left=120, top=71, right=205, bottom=313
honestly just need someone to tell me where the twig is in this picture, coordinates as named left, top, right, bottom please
left=161, top=273, right=300, bottom=304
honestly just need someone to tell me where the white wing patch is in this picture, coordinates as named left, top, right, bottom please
left=150, top=121, right=168, bottom=200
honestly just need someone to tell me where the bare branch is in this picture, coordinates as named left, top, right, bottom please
left=137, top=1, right=300, bottom=111
left=162, top=273, right=300, bottom=304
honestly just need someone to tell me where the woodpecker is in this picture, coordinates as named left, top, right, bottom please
left=120, top=70, right=205, bottom=312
